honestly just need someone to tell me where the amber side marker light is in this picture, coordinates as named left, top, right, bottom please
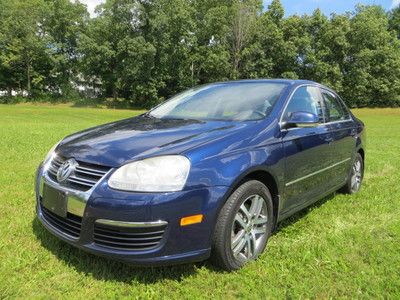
left=180, top=214, right=203, bottom=226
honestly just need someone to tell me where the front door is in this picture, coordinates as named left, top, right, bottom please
left=281, top=85, right=332, bottom=213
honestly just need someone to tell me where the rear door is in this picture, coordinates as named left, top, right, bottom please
left=320, top=89, right=356, bottom=188
left=281, top=85, right=332, bottom=212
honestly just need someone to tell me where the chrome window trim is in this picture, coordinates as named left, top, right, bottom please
left=285, top=158, right=351, bottom=187
left=96, top=219, right=168, bottom=228
left=282, top=118, right=353, bottom=132
left=323, top=119, right=353, bottom=125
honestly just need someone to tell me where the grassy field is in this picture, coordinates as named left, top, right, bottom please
left=0, top=104, right=399, bottom=299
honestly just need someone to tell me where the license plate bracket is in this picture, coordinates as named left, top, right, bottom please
left=42, top=184, right=67, bottom=217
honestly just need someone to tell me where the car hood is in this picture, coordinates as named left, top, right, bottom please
left=57, top=115, right=254, bottom=167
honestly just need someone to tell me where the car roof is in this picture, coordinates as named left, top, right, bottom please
left=213, top=79, right=319, bottom=86
left=213, top=79, right=340, bottom=94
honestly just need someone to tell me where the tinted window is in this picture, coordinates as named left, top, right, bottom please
left=149, top=82, right=288, bottom=121
left=322, top=91, right=346, bottom=122
left=283, top=86, right=324, bottom=122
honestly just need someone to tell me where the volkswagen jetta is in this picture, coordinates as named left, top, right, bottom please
left=35, top=79, right=365, bottom=271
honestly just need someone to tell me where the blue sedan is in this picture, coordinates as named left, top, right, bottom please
left=35, top=79, right=365, bottom=271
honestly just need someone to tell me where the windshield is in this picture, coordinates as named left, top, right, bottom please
left=149, top=82, right=288, bottom=121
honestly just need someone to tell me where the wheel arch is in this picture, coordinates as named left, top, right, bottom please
left=217, top=167, right=281, bottom=229
left=241, top=170, right=280, bottom=228
left=358, top=147, right=365, bottom=161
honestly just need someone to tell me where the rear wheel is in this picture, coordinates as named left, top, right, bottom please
left=341, top=153, right=364, bottom=194
left=211, top=180, right=274, bottom=271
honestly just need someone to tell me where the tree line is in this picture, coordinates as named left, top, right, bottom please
left=1, top=0, right=400, bottom=108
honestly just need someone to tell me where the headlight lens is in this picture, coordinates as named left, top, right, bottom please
left=108, top=155, right=191, bottom=192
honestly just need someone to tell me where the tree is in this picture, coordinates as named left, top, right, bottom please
left=0, top=0, right=16, bottom=96
left=389, top=5, right=400, bottom=39
left=266, top=0, right=284, bottom=24
left=1, top=0, right=400, bottom=108
left=188, top=0, right=231, bottom=84
left=281, top=14, right=311, bottom=79
left=42, top=0, right=89, bottom=97
left=145, top=0, right=198, bottom=100
left=79, top=0, right=156, bottom=105
left=241, top=10, right=285, bottom=78
left=0, top=0, right=50, bottom=97
left=229, top=0, right=262, bottom=79
left=344, top=5, right=400, bottom=106
left=300, top=9, right=347, bottom=93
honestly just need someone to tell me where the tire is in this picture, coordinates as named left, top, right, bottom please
left=340, top=153, right=364, bottom=194
left=210, top=180, right=274, bottom=271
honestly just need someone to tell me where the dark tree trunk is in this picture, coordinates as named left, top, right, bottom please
left=112, top=85, right=118, bottom=101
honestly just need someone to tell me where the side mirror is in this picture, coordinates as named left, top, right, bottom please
left=285, top=111, right=319, bottom=128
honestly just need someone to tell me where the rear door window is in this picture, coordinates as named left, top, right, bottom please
left=321, top=91, right=346, bottom=122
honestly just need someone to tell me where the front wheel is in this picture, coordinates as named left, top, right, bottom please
left=210, top=180, right=274, bottom=271
left=340, top=153, right=364, bottom=194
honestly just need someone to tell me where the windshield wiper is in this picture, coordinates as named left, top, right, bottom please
left=143, top=112, right=157, bottom=119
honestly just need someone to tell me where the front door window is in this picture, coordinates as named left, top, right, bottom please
left=283, top=86, right=324, bottom=123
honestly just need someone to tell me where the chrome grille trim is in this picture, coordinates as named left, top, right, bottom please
left=75, top=167, right=106, bottom=177
left=96, top=219, right=168, bottom=228
left=54, top=157, right=64, bottom=165
left=67, top=177, right=95, bottom=187
left=76, top=165, right=107, bottom=174
left=69, top=176, right=98, bottom=185
left=93, top=232, right=164, bottom=240
left=47, top=156, right=112, bottom=192
left=48, top=167, right=58, bottom=176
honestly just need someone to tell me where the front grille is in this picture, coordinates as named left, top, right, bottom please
left=41, top=204, right=82, bottom=238
left=47, top=156, right=111, bottom=192
left=94, top=223, right=167, bottom=251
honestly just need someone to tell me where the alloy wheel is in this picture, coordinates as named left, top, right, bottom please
left=231, top=194, right=268, bottom=262
left=350, top=157, right=363, bottom=193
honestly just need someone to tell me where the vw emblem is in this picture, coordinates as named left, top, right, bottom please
left=57, top=158, right=78, bottom=182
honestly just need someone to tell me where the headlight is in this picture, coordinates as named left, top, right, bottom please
left=108, top=155, right=191, bottom=192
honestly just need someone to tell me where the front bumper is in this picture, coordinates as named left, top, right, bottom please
left=35, top=164, right=229, bottom=265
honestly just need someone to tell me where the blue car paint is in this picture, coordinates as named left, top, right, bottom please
left=35, top=79, right=365, bottom=265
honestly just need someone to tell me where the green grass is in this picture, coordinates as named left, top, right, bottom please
left=0, top=104, right=399, bottom=299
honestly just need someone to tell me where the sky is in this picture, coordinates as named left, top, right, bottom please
left=80, top=0, right=102, bottom=16
left=263, top=0, right=396, bottom=16
left=79, top=0, right=398, bottom=17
